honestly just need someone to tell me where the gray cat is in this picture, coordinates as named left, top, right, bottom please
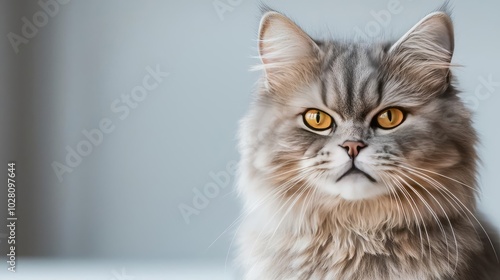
left=236, top=8, right=500, bottom=280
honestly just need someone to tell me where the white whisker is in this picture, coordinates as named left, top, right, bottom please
left=399, top=164, right=498, bottom=262
left=388, top=173, right=428, bottom=258
left=397, top=170, right=458, bottom=274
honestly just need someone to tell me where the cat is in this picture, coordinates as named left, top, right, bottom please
left=236, top=7, right=500, bottom=280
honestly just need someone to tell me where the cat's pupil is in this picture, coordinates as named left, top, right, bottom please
left=315, top=112, right=320, bottom=123
left=387, top=110, right=392, bottom=122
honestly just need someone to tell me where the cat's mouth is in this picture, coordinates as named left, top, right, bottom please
left=336, top=166, right=377, bottom=183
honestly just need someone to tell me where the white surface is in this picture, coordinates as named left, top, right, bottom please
left=0, top=259, right=236, bottom=280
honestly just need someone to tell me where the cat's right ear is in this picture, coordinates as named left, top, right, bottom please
left=256, top=11, right=320, bottom=92
left=388, top=12, right=455, bottom=95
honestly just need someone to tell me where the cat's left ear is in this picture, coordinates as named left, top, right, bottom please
left=389, top=12, right=454, bottom=93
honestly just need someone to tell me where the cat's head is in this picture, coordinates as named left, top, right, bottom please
left=239, top=10, right=476, bottom=207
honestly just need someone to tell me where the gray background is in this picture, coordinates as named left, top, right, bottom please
left=0, top=0, right=498, bottom=272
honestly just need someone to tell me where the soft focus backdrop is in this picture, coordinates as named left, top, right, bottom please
left=1, top=0, right=499, bottom=279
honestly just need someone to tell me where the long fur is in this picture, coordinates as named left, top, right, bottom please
left=237, top=9, right=500, bottom=280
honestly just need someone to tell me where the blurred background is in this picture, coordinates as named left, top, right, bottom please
left=0, top=0, right=499, bottom=279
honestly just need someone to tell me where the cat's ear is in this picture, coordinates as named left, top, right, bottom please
left=389, top=12, right=454, bottom=93
left=257, top=11, right=320, bottom=92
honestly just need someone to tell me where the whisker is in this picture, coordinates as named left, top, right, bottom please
left=388, top=173, right=428, bottom=258
left=219, top=165, right=318, bottom=271
left=380, top=172, right=409, bottom=228
left=394, top=171, right=449, bottom=257
left=247, top=170, right=315, bottom=259
left=210, top=164, right=313, bottom=251
left=242, top=171, right=313, bottom=277
left=403, top=167, right=473, bottom=225
left=396, top=170, right=458, bottom=274
left=397, top=163, right=479, bottom=195
left=298, top=172, right=322, bottom=233
left=222, top=172, right=307, bottom=270
left=399, top=164, right=498, bottom=262
left=268, top=174, right=315, bottom=242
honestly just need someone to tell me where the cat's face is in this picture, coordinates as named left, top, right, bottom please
left=240, top=12, right=477, bottom=202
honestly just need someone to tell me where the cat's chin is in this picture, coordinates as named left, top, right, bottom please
left=321, top=174, right=389, bottom=200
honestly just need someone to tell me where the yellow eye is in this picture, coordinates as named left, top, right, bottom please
left=303, top=109, right=333, bottom=131
left=376, top=108, right=405, bottom=129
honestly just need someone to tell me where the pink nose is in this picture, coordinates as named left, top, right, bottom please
left=341, top=141, right=366, bottom=158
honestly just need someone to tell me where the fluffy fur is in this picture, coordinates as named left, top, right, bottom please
left=236, top=8, right=500, bottom=280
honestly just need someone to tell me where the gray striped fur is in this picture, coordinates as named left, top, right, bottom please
left=237, top=9, right=500, bottom=280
